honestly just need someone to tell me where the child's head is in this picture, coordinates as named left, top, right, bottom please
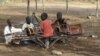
left=41, top=12, right=48, bottom=21
left=7, top=19, right=12, bottom=27
left=26, top=16, right=31, bottom=24
left=57, top=12, right=62, bottom=20
left=32, top=12, right=35, bottom=16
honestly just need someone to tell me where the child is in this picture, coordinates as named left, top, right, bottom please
left=53, top=12, right=69, bottom=34
left=4, top=19, right=22, bottom=45
left=39, top=12, right=53, bottom=48
left=22, top=16, right=34, bottom=36
left=31, top=12, right=40, bottom=26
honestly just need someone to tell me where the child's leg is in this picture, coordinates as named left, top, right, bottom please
left=44, top=38, right=50, bottom=48
left=5, top=36, right=12, bottom=45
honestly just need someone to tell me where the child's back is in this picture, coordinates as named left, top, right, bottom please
left=40, top=18, right=53, bottom=37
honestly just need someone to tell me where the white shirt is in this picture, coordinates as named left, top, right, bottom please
left=4, top=26, right=15, bottom=35
left=4, top=26, right=22, bottom=44
left=4, top=26, right=22, bottom=35
left=22, top=23, right=34, bottom=30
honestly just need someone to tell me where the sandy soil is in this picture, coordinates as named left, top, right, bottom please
left=0, top=37, right=99, bottom=56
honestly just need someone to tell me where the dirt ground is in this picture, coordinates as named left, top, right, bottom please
left=0, top=2, right=100, bottom=56
left=0, top=37, right=100, bottom=56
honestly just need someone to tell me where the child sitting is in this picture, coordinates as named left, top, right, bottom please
left=39, top=12, right=54, bottom=48
left=53, top=12, right=69, bottom=35
left=4, top=19, right=22, bottom=45
left=22, top=16, right=34, bottom=36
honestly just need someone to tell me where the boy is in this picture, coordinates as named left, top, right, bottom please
left=31, top=12, right=40, bottom=26
left=53, top=12, right=69, bottom=35
left=22, top=16, right=34, bottom=36
left=4, top=19, right=22, bottom=45
left=39, top=12, right=53, bottom=48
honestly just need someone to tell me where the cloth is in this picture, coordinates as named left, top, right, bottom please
left=22, top=23, right=34, bottom=30
left=25, top=28, right=34, bottom=36
left=40, top=19, right=53, bottom=37
left=4, top=26, right=22, bottom=44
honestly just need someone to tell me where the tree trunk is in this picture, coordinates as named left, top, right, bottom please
left=27, top=0, right=30, bottom=16
left=42, top=0, right=45, bottom=12
left=96, top=0, right=99, bottom=19
left=66, top=0, right=69, bottom=14
left=35, top=0, right=38, bottom=10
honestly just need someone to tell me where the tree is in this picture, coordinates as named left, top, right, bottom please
left=27, top=0, right=30, bottom=16
left=0, top=0, right=6, bottom=4
left=42, top=0, right=45, bottom=12
left=96, top=0, right=99, bottom=19
left=35, top=0, right=38, bottom=10
left=66, top=0, right=68, bottom=14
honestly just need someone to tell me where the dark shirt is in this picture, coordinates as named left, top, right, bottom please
left=31, top=15, right=39, bottom=26
left=55, top=19, right=67, bottom=29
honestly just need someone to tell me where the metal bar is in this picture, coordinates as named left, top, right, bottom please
left=50, top=37, right=62, bottom=47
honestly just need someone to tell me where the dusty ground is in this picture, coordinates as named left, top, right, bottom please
left=0, top=2, right=100, bottom=56
left=0, top=37, right=100, bottom=56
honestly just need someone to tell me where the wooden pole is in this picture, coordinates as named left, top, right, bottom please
left=66, top=0, right=68, bottom=14
left=35, top=0, right=38, bottom=10
left=96, top=0, right=99, bottom=19
left=42, top=0, right=45, bottom=12
left=27, top=0, right=30, bottom=16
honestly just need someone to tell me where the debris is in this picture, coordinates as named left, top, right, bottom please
left=51, top=50, right=63, bottom=55
left=89, top=35, right=98, bottom=38
left=87, top=16, right=92, bottom=19
left=77, top=37, right=88, bottom=40
left=14, top=41, right=20, bottom=45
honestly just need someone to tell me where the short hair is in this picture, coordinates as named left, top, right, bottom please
left=41, top=12, right=48, bottom=21
left=7, top=19, right=12, bottom=27
left=26, top=16, right=31, bottom=24
left=57, top=12, right=62, bottom=20
left=32, top=12, right=35, bottom=15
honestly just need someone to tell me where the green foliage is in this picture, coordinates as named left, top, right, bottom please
left=0, top=0, right=6, bottom=4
